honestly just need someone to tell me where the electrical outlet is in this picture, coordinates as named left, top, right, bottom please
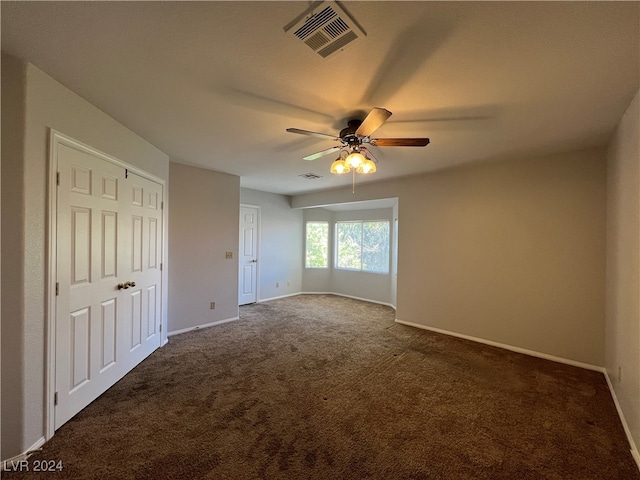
left=617, top=366, right=622, bottom=382
left=276, top=282, right=280, bottom=288
left=210, top=302, right=216, bottom=309
left=225, top=252, right=233, bottom=259
left=287, top=280, right=291, bottom=287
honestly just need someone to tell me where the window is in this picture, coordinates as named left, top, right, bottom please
left=336, top=221, right=390, bottom=273
left=305, top=221, right=329, bottom=268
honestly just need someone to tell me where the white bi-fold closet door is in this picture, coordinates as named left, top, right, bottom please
left=54, top=137, right=163, bottom=429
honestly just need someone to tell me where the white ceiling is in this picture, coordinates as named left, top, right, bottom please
left=2, top=1, right=638, bottom=196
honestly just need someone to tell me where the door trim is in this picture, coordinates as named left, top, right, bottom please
left=46, top=129, right=168, bottom=439
left=239, top=204, right=260, bottom=305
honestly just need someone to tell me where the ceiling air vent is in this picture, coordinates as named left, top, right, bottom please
left=285, top=1, right=365, bottom=59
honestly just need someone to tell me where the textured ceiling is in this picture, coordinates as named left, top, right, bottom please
left=2, top=1, right=638, bottom=195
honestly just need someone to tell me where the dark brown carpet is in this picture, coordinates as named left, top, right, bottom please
left=5, top=295, right=639, bottom=479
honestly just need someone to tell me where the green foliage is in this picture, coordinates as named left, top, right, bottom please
left=305, top=222, right=328, bottom=268
left=362, top=221, right=390, bottom=273
left=337, top=221, right=389, bottom=273
left=337, top=222, right=361, bottom=269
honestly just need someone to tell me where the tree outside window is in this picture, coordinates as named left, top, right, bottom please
left=336, top=221, right=389, bottom=274
left=305, top=221, right=329, bottom=268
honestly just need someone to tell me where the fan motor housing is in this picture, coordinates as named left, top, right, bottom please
left=340, top=119, right=363, bottom=145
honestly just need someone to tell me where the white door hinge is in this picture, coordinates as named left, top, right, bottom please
left=54, top=392, right=58, bottom=406
left=159, top=324, right=162, bottom=333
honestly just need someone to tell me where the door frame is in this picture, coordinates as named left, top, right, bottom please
left=45, top=130, right=168, bottom=439
left=239, top=204, right=261, bottom=305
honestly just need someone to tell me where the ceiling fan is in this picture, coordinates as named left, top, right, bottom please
left=286, top=107, right=430, bottom=165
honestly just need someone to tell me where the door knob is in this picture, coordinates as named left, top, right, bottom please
left=251, top=259, right=257, bottom=263
left=117, top=281, right=136, bottom=290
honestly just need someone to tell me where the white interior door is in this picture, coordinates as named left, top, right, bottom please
left=125, top=174, right=163, bottom=369
left=239, top=205, right=259, bottom=305
left=54, top=141, right=163, bottom=429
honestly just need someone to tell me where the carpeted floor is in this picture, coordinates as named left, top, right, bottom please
left=4, top=295, right=639, bottom=479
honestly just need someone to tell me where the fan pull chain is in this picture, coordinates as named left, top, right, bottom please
left=352, top=168, right=355, bottom=194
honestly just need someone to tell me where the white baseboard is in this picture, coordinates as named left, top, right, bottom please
left=1, top=436, right=46, bottom=471
left=394, top=319, right=603, bottom=372
left=167, top=316, right=240, bottom=337
left=301, top=291, right=396, bottom=310
left=603, top=371, right=640, bottom=470
left=257, top=292, right=302, bottom=303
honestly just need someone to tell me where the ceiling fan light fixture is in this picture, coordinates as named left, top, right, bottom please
left=345, top=151, right=365, bottom=168
left=330, top=158, right=350, bottom=174
left=357, top=159, right=377, bottom=174
left=288, top=106, right=429, bottom=182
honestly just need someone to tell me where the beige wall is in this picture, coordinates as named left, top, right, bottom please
left=1, top=56, right=170, bottom=459
left=606, top=89, right=640, bottom=458
left=1, top=53, right=27, bottom=459
left=293, top=147, right=607, bottom=366
left=168, top=163, right=239, bottom=333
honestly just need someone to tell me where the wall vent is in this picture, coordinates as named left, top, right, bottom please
left=299, top=173, right=323, bottom=180
left=286, top=1, right=365, bottom=59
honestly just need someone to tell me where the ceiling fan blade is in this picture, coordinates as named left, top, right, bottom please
left=303, top=146, right=341, bottom=161
left=220, top=87, right=335, bottom=123
left=355, top=108, right=392, bottom=137
left=361, top=22, right=454, bottom=106
left=286, top=128, right=339, bottom=141
left=370, top=138, right=430, bottom=147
